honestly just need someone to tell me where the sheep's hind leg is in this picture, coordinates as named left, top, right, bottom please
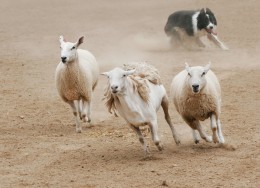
left=129, top=125, right=150, bottom=156
left=68, top=101, right=82, bottom=133
left=148, top=120, right=164, bottom=151
left=81, top=100, right=91, bottom=123
left=217, top=119, right=225, bottom=143
left=161, top=96, right=180, bottom=145
left=210, top=114, right=220, bottom=143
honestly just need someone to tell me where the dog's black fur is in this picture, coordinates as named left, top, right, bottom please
left=165, top=8, right=217, bottom=36
left=164, top=8, right=228, bottom=50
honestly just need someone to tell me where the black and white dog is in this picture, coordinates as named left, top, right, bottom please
left=164, top=8, right=228, bottom=50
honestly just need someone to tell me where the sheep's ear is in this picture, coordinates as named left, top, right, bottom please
left=124, top=69, right=135, bottom=76
left=76, top=36, right=84, bottom=47
left=204, top=62, right=211, bottom=73
left=101, top=72, right=109, bottom=77
left=185, top=62, right=191, bottom=73
left=59, top=35, right=66, bottom=44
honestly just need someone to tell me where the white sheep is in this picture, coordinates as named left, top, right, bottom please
left=170, top=62, right=225, bottom=144
left=55, top=36, right=99, bottom=133
left=102, top=62, right=180, bottom=156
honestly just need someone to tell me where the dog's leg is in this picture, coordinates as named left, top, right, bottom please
left=207, top=34, right=229, bottom=50
left=195, top=37, right=206, bottom=48
left=169, top=28, right=182, bottom=47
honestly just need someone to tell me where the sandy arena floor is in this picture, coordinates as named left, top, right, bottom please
left=0, top=0, right=259, bottom=187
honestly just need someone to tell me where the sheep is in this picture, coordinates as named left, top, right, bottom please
left=55, top=35, right=99, bottom=133
left=170, top=62, right=225, bottom=144
left=102, top=62, right=180, bottom=156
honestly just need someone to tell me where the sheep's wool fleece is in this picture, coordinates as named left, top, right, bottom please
left=104, top=62, right=162, bottom=115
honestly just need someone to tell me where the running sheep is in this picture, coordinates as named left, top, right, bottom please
left=102, top=62, right=180, bottom=156
left=55, top=36, right=99, bottom=133
left=170, top=62, right=225, bottom=144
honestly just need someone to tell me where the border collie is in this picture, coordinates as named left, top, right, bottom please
left=164, top=8, right=228, bottom=50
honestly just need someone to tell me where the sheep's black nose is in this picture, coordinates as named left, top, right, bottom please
left=111, top=86, right=118, bottom=90
left=192, top=84, right=199, bottom=91
left=111, top=86, right=118, bottom=93
left=61, top=57, right=67, bottom=63
left=209, top=26, right=213, bottom=29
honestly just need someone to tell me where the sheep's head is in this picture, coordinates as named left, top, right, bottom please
left=59, top=35, right=84, bottom=63
left=185, top=62, right=211, bottom=94
left=101, top=68, right=136, bottom=95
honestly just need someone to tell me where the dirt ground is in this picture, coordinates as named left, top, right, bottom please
left=0, top=0, right=259, bottom=187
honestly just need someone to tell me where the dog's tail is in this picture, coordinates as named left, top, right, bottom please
left=164, top=21, right=173, bottom=36
left=164, top=20, right=179, bottom=38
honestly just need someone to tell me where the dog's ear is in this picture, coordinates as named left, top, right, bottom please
left=206, top=8, right=215, bottom=16
left=206, top=8, right=211, bottom=13
left=206, top=7, right=217, bottom=25
left=200, top=8, right=206, bottom=14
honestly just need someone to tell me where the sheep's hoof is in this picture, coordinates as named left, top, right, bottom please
left=213, top=134, right=220, bottom=143
left=219, top=137, right=225, bottom=144
left=156, top=143, right=164, bottom=151
left=144, top=150, right=151, bottom=158
left=175, top=138, right=181, bottom=145
left=205, top=136, right=213, bottom=143
left=81, top=114, right=87, bottom=122
left=143, top=146, right=151, bottom=157
left=76, top=128, right=82, bottom=133
left=194, top=140, right=200, bottom=144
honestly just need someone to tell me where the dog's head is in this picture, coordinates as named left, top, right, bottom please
left=197, top=8, right=217, bottom=35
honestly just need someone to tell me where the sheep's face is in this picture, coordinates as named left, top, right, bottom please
left=185, top=63, right=211, bottom=94
left=102, top=68, right=136, bottom=95
left=59, top=36, right=84, bottom=63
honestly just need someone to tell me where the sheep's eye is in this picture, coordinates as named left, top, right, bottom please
left=188, top=73, right=191, bottom=77
left=71, top=46, right=76, bottom=50
left=201, top=72, right=206, bottom=76
left=123, top=74, right=126, bottom=77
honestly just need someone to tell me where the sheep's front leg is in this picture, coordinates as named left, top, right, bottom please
left=129, top=125, right=150, bottom=156
left=161, top=96, right=180, bottom=145
left=192, top=129, right=200, bottom=144
left=86, top=101, right=91, bottom=123
left=210, top=114, right=220, bottom=143
left=184, top=117, right=212, bottom=143
left=81, top=100, right=91, bottom=123
left=68, top=101, right=81, bottom=133
left=148, top=119, right=164, bottom=151
left=196, top=121, right=212, bottom=143
left=217, top=119, right=225, bottom=143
